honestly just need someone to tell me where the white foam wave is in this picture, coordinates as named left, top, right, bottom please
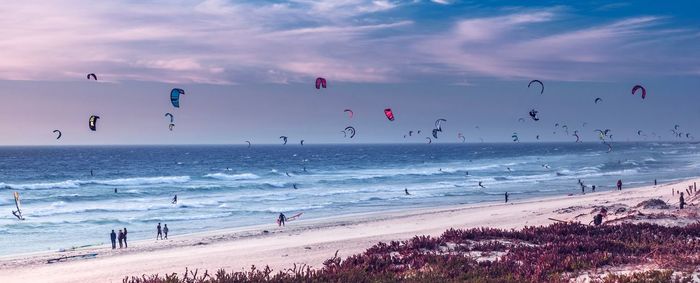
left=204, top=173, right=260, bottom=181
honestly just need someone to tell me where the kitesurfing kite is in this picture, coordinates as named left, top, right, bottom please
left=408, top=130, right=414, bottom=137
left=384, top=108, right=395, bottom=121
left=53, top=130, right=62, bottom=140
left=594, top=98, right=602, bottom=104
left=425, top=137, right=432, bottom=144
left=344, top=126, right=356, bottom=138
left=432, top=129, right=440, bottom=139
left=245, top=141, right=251, bottom=148
left=300, top=140, right=305, bottom=146
left=169, top=124, right=175, bottom=131
left=165, top=113, right=174, bottom=123
left=315, top=77, right=327, bottom=89
left=344, top=109, right=353, bottom=118
left=512, top=133, right=519, bottom=142
left=573, top=130, right=581, bottom=143
left=632, top=85, right=646, bottom=99
left=528, top=80, right=544, bottom=94
left=435, top=119, right=447, bottom=131
left=89, top=115, right=100, bottom=131
left=529, top=109, right=540, bottom=121
left=457, top=133, right=466, bottom=143
left=12, top=192, right=24, bottom=220
left=280, top=136, right=288, bottom=145
left=170, top=88, right=185, bottom=108
left=87, top=73, right=97, bottom=80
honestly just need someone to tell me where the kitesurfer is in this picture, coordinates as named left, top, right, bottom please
left=278, top=213, right=286, bottom=227
left=156, top=223, right=163, bottom=240
left=405, top=188, right=410, bottom=195
left=114, top=188, right=118, bottom=193
left=478, top=181, right=485, bottom=188
left=110, top=230, right=117, bottom=249
left=172, top=195, right=177, bottom=204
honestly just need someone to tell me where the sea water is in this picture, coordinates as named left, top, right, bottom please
left=1, top=143, right=698, bottom=255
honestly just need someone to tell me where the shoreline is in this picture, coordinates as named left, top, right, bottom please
left=0, top=177, right=697, bottom=282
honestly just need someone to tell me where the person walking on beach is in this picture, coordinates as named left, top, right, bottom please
left=156, top=223, right=163, bottom=240
left=118, top=229, right=124, bottom=248
left=278, top=213, right=286, bottom=227
left=504, top=192, right=509, bottom=203
left=123, top=228, right=128, bottom=248
left=679, top=192, right=686, bottom=209
left=163, top=224, right=169, bottom=239
left=617, top=179, right=622, bottom=191
left=110, top=230, right=117, bottom=249
left=654, top=179, right=657, bottom=186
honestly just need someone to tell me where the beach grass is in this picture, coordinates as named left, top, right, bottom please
left=124, top=222, right=700, bottom=282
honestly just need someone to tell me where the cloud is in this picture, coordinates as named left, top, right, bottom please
left=418, top=11, right=699, bottom=81
left=0, top=2, right=696, bottom=84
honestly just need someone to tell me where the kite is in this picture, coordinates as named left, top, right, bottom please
left=53, top=130, right=62, bottom=140
left=280, top=136, right=288, bottom=145
left=87, top=73, right=97, bottom=80
left=384, top=108, right=395, bottom=121
left=344, top=126, right=356, bottom=138
left=315, top=77, right=327, bottom=89
left=89, top=115, right=100, bottom=131
left=170, top=88, right=185, bottom=108
left=165, top=113, right=174, bottom=123
left=631, top=85, right=646, bottom=99
left=344, top=109, right=353, bottom=118
left=528, top=80, right=544, bottom=94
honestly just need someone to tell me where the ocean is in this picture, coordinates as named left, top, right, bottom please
left=1, top=142, right=698, bottom=255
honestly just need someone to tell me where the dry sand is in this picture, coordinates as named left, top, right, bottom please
left=1, top=178, right=698, bottom=283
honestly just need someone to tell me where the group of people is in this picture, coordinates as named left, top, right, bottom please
left=109, top=228, right=128, bottom=249
left=156, top=223, right=170, bottom=240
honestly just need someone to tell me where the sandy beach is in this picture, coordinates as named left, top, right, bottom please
left=1, top=178, right=697, bottom=283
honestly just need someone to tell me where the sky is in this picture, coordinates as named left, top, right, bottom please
left=0, top=0, right=698, bottom=145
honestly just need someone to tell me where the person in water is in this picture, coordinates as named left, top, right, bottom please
left=172, top=195, right=177, bottom=204
left=90, top=170, right=94, bottom=177
left=163, top=224, right=169, bottom=239
left=278, top=213, right=286, bottom=227
left=504, top=192, right=509, bottom=203
left=478, top=181, right=485, bottom=188
left=156, top=223, right=163, bottom=240
left=405, top=188, right=410, bottom=195
left=114, top=188, right=118, bottom=193
left=679, top=192, right=686, bottom=209
left=617, top=179, right=622, bottom=190
left=110, top=230, right=117, bottom=249
left=118, top=229, right=124, bottom=248
left=123, top=228, right=128, bottom=248
left=592, top=185, right=596, bottom=192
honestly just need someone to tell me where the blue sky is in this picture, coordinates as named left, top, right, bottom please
left=0, top=0, right=697, bottom=145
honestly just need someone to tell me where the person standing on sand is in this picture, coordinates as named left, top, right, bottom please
left=123, top=228, right=128, bottom=248
left=617, top=179, right=622, bottom=191
left=156, top=223, right=163, bottom=240
left=679, top=192, right=686, bottom=209
left=592, top=185, right=596, bottom=192
left=278, top=213, right=286, bottom=227
left=118, top=229, right=124, bottom=248
left=164, top=224, right=169, bottom=239
left=504, top=192, right=509, bottom=203
left=654, top=179, right=657, bottom=186
left=110, top=230, right=117, bottom=249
